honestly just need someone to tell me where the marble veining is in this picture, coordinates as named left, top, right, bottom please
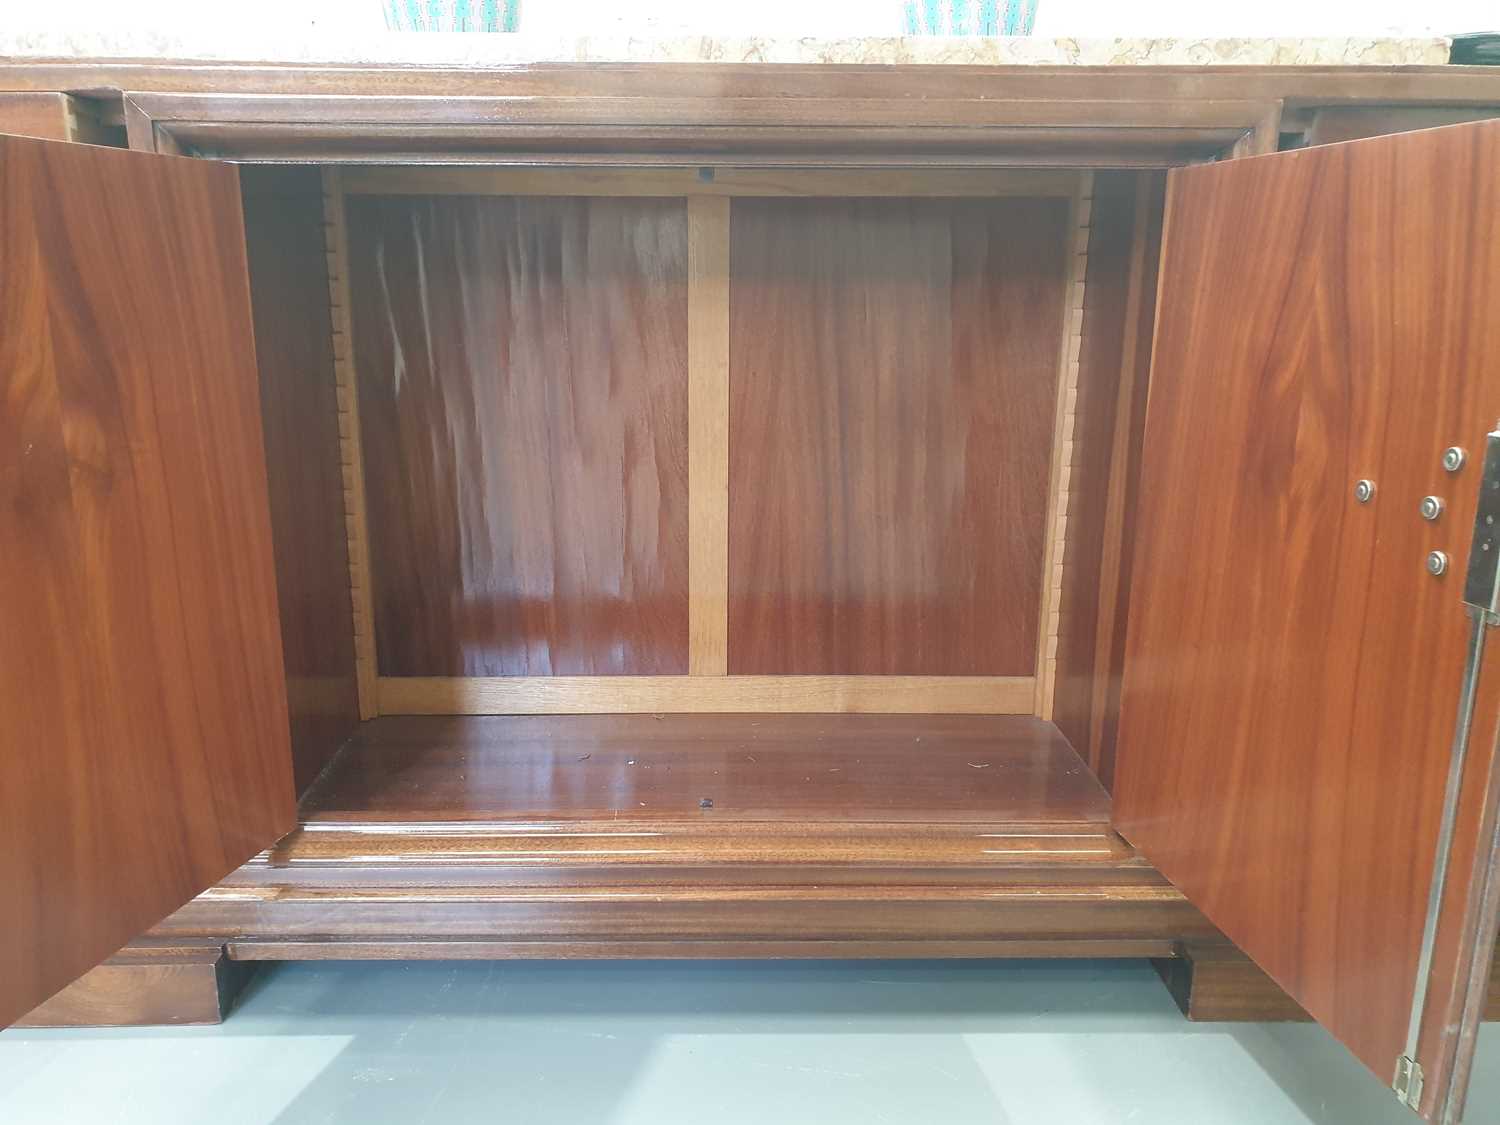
left=0, top=32, right=1451, bottom=67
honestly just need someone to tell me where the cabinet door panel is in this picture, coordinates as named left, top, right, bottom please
left=1116, top=119, right=1500, bottom=1119
left=0, top=133, right=295, bottom=1027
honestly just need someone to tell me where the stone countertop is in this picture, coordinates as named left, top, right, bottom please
left=0, top=32, right=1452, bottom=68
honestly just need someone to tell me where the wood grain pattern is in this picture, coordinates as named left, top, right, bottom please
left=342, top=166, right=1081, bottom=197
left=1153, top=943, right=1311, bottom=1022
left=1035, top=175, right=1092, bottom=718
left=4, top=60, right=1493, bottom=103
left=241, top=167, right=360, bottom=792
left=16, top=942, right=253, bottom=1028
left=299, top=714, right=1110, bottom=824
left=377, top=675, right=1035, bottom=714
left=727, top=196, right=1072, bottom=675
left=1114, top=120, right=1500, bottom=1095
left=346, top=193, right=691, bottom=677
left=0, top=92, right=80, bottom=141
left=1052, top=171, right=1165, bottom=789
left=687, top=196, right=729, bottom=675
left=321, top=170, right=379, bottom=718
left=0, top=134, right=295, bottom=1027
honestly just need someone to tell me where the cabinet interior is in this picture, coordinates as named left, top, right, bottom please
left=240, top=163, right=1166, bottom=841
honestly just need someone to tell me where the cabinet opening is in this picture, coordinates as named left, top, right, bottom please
left=239, top=164, right=1166, bottom=843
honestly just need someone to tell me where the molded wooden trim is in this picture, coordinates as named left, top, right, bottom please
left=377, top=675, right=1037, bottom=714
left=341, top=166, right=1082, bottom=197
left=228, top=938, right=1179, bottom=961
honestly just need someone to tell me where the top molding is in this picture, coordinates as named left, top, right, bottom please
left=0, top=32, right=1453, bottom=69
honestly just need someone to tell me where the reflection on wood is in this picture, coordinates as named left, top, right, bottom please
left=727, top=197, right=1070, bottom=675
left=346, top=194, right=691, bottom=677
left=0, top=134, right=294, bottom=1027
left=298, top=714, right=1111, bottom=824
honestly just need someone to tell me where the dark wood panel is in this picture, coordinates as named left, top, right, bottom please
left=727, top=197, right=1069, bottom=675
left=0, top=134, right=295, bottom=1028
left=346, top=194, right=690, bottom=676
left=1115, top=120, right=1500, bottom=1096
left=1052, top=171, right=1165, bottom=790
left=299, top=714, right=1110, bottom=824
left=241, top=166, right=360, bottom=794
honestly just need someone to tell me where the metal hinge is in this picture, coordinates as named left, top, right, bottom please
left=1393, top=1055, right=1425, bottom=1110
left=1392, top=427, right=1500, bottom=1116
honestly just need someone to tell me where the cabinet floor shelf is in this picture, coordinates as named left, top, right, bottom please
left=142, top=714, right=1217, bottom=962
left=297, top=713, right=1112, bottom=826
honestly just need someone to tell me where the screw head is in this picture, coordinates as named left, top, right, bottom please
left=1427, top=550, right=1450, bottom=576
left=1420, top=496, right=1445, bottom=521
left=1354, top=479, right=1376, bottom=504
left=1443, top=447, right=1468, bottom=472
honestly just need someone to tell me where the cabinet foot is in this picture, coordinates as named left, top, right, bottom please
left=1153, top=942, right=1310, bottom=1022
left=16, top=941, right=255, bottom=1027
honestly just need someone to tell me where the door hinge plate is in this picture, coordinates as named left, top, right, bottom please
left=1394, top=1054, right=1425, bottom=1110
left=1462, top=428, right=1500, bottom=616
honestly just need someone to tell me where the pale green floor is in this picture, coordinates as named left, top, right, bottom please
left=0, top=959, right=1496, bottom=1124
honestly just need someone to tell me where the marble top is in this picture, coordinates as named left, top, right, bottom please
left=0, top=33, right=1452, bottom=68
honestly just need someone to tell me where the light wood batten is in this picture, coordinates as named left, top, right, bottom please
left=378, top=676, right=1036, bottom=715
left=688, top=196, right=731, bottom=675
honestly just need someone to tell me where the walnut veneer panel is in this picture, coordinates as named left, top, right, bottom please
left=1115, top=120, right=1500, bottom=1095
left=299, top=714, right=1110, bottom=824
left=241, top=167, right=360, bottom=793
left=727, top=197, right=1070, bottom=675
left=346, top=194, right=690, bottom=677
left=0, top=135, right=295, bottom=1027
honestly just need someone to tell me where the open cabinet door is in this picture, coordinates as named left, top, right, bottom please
left=1116, top=119, right=1500, bottom=1121
left=0, top=134, right=295, bottom=1027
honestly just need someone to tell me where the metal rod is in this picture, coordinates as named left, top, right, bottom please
left=1403, top=607, right=1490, bottom=1069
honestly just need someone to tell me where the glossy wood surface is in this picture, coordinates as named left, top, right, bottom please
left=141, top=713, right=1215, bottom=964
left=1052, top=171, right=1164, bottom=789
left=1114, top=120, right=1500, bottom=1099
left=346, top=193, right=690, bottom=677
left=0, top=134, right=295, bottom=1028
left=727, top=197, right=1070, bottom=675
left=299, top=715, right=1109, bottom=824
left=241, top=167, right=360, bottom=793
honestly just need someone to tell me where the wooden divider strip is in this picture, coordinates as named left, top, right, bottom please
left=378, top=676, right=1037, bottom=715
left=688, top=196, right=731, bottom=675
left=1036, top=172, right=1095, bottom=719
left=322, top=168, right=379, bottom=719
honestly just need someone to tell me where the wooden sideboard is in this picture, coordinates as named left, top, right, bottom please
left=3, top=56, right=1500, bottom=1122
